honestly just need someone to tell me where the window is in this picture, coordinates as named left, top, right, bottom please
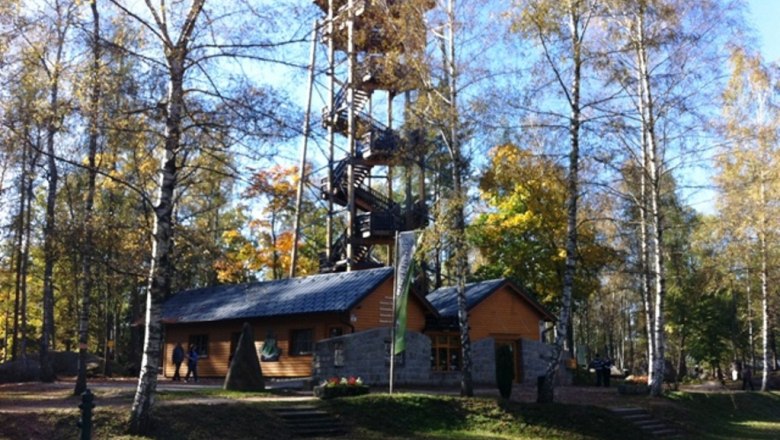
left=430, top=334, right=460, bottom=371
left=188, top=334, right=209, bottom=358
left=290, top=329, right=313, bottom=356
left=329, top=327, right=344, bottom=338
left=384, top=339, right=404, bottom=366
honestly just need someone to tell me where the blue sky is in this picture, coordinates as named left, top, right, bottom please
left=686, top=0, right=778, bottom=214
left=748, top=0, right=780, bottom=62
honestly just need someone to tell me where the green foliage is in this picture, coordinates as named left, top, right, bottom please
left=469, top=143, right=614, bottom=307
left=495, top=345, right=514, bottom=399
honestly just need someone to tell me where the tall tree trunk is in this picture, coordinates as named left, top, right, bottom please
left=759, top=176, right=769, bottom=391
left=130, top=2, right=204, bottom=431
left=11, top=139, right=30, bottom=362
left=638, top=97, right=654, bottom=380
left=130, top=67, right=182, bottom=434
left=635, top=4, right=667, bottom=397
left=540, top=1, right=582, bottom=404
left=19, top=154, right=35, bottom=360
left=74, top=0, right=101, bottom=395
left=270, top=211, right=279, bottom=280
left=746, top=269, right=755, bottom=367
left=442, top=0, right=473, bottom=397
left=40, top=0, right=72, bottom=383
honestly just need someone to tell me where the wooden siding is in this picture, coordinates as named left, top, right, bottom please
left=350, top=277, right=427, bottom=332
left=468, top=285, right=544, bottom=341
left=163, top=277, right=430, bottom=379
left=164, top=313, right=348, bottom=378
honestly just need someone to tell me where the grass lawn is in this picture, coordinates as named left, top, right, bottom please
left=658, top=391, right=780, bottom=439
left=2, top=386, right=780, bottom=439
left=322, top=393, right=654, bottom=440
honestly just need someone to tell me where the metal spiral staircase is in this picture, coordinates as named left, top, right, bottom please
left=315, top=0, right=429, bottom=272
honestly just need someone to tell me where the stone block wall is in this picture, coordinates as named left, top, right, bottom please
left=314, top=328, right=569, bottom=387
left=520, top=339, right=573, bottom=385
left=313, top=327, right=431, bottom=386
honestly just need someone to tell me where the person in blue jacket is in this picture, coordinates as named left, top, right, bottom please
left=185, top=344, right=199, bottom=383
left=589, top=354, right=604, bottom=386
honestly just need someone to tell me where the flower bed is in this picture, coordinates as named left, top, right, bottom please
left=313, top=376, right=370, bottom=399
left=618, top=376, right=650, bottom=395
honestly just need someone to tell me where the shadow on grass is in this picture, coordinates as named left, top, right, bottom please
left=0, top=402, right=290, bottom=440
left=661, top=391, right=780, bottom=439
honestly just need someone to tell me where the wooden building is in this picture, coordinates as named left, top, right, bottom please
left=161, top=267, right=433, bottom=378
left=426, top=279, right=556, bottom=382
left=161, top=267, right=554, bottom=379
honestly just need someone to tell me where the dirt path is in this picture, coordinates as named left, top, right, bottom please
left=0, top=378, right=314, bottom=413
left=0, top=376, right=745, bottom=414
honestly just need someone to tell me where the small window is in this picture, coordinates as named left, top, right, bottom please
left=329, top=327, right=344, bottom=338
left=430, top=333, right=460, bottom=371
left=188, top=334, right=209, bottom=358
left=290, top=329, right=313, bottom=356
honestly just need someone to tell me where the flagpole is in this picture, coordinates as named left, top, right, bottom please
left=389, top=231, right=399, bottom=395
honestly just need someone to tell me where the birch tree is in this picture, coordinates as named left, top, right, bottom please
left=118, top=0, right=206, bottom=431
left=599, top=0, right=741, bottom=395
left=509, top=0, right=597, bottom=403
left=717, top=47, right=779, bottom=392
left=442, top=0, right=474, bottom=397
left=398, top=0, right=487, bottom=397
left=107, top=0, right=300, bottom=431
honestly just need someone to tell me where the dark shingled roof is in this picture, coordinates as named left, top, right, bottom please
left=162, top=267, right=394, bottom=324
left=426, top=278, right=555, bottom=321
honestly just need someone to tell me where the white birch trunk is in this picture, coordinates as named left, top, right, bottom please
left=130, top=1, right=204, bottom=433
left=540, top=0, right=583, bottom=403
left=759, top=177, right=770, bottom=391
left=635, top=4, right=667, bottom=397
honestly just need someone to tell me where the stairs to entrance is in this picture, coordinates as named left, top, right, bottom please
left=609, top=407, right=682, bottom=438
left=272, top=405, right=348, bottom=438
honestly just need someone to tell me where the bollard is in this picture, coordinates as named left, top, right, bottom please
left=77, top=388, right=95, bottom=440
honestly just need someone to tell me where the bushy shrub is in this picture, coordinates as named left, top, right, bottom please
left=495, top=345, right=514, bottom=399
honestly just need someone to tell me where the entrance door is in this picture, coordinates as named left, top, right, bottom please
left=495, top=340, right=522, bottom=383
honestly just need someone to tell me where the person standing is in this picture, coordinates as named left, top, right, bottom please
left=601, top=356, right=613, bottom=387
left=172, top=342, right=185, bottom=381
left=185, top=344, right=199, bottom=383
left=742, top=365, right=754, bottom=391
left=589, top=354, right=604, bottom=386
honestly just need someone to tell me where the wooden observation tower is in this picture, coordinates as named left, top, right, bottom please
left=295, top=0, right=430, bottom=274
